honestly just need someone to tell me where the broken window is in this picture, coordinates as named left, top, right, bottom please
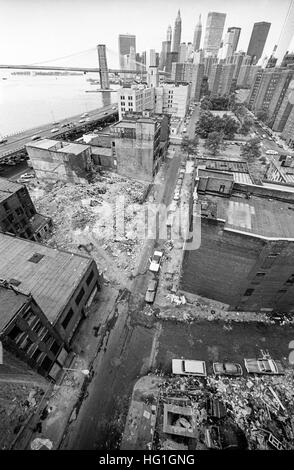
left=61, top=308, right=74, bottom=330
left=86, top=270, right=94, bottom=286
left=8, top=325, right=22, bottom=341
left=75, top=287, right=85, bottom=306
left=50, top=341, right=61, bottom=356
left=41, top=356, right=53, bottom=372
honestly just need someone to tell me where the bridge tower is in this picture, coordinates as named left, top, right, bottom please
left=97, top=44, right=110, bottom=90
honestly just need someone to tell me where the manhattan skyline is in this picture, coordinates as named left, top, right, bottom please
left=0, top=0, right=293, bottom=68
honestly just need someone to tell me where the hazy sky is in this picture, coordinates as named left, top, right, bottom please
left=0, top=0, right=293, bottom=68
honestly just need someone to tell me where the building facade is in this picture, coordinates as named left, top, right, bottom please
left=0, top=283, right=68, bottom=381
left=172, top=10, right=182, bottom=53
left=118, top=34, right=136, bottom=69
left=117, top=85, right=155, bottom=120
left=246, top=22, right=271, bottom=64
left=110, top=112, right=166, bottom=182
left=193, top=15, right=202, bottom=52
left=203, top=12, right=226, bottom=57
left=274, top=0, right=294, bottom=66
left=154, top=83, right=190, bottom=118
left=0, top=178, right=52, bottom=242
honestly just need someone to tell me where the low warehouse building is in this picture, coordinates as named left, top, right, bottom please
left=0, top=232, right=100, bottom=350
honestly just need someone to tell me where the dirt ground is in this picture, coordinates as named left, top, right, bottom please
left=28, top=171, right=150, bottom=288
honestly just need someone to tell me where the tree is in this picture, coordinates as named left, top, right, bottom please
left=181, top=135, right=199, bottom=157
left=200, top=97, right=212, bottom=110
left=240, top=137, right=261, bottom=161
left=204, top=131, right=225, bottom=156
left=239, top=116, right=254, bottom=136
left=256, top=110, right=269, bottom=124
left=221, top=114, right=240, bottom=139
left=195, top=111, right=216, bottom=138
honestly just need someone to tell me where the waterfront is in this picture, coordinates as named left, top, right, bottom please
left=0, top=73, right=118, bottom=136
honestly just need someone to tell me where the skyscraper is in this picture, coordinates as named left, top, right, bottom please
left=203, top=12, right=226, bottom=57
left=246, top=22, right=271, bottom=64
left=193, top=15, right=202, bottom=51
left=167, top=25, right=172, bottom=42
left=160, top=41, right=171, bottom=70
left=227, top=27, right=241, bottom=53
left=118, top=34, right=136, bottom=69
left=275, top=0, right=294, bottom=66
left=172, top=10, right=182, bottom=53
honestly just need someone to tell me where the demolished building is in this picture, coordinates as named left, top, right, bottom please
left=0, top=178, right=52, bottom=241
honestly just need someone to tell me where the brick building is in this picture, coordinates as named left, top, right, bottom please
left=180, top=174, right=294, bottom=313
left=26, top=139, right=93, bottom=183
left=0, top=282, right=68, bottom=381
left=0, top=233, right=100, bottom=351
left=110, top=111, right=169, bottom=182
left=0, top=178, right=52, bottom=242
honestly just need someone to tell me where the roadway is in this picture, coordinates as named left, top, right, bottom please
left=0, top=103, right=118, bottom=160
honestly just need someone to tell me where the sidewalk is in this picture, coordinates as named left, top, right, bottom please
left=12, top=284, right=120, bottom=450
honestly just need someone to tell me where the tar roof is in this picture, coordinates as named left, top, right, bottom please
left=0, top=286, right=29, bottom=332
left=26, top=139, right=59, bottom=150
left=57, top=142, right=90, bottom=155
left=0, top=178, right=23, bottom=203
left=201, top=193, right=294, bottom=239
left=0, top=233, right=92, bottom=324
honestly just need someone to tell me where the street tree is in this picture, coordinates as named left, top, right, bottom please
left=240, top=137, right=261, bottom=161
left=221, top=114, right=240, bottom=139
left=181, top=135, right=199, bottom=157
left=204, top=131, right=225, bottom=156
left=239, top=116, right=254, bottom=135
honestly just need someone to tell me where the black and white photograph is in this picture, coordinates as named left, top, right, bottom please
left=1, top=0, right=294, bottom=458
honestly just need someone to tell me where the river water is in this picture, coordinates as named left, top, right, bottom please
left=0, top=72, right=119, bottom=136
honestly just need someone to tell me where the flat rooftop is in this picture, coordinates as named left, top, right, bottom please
left=0, top=285, right=29, bottom=332
left=26, top=139, right=59, bottom=150
left=196, top=158, right=253, bottom=184
left=57, top=142, right=90, bottom=155
left=0, top=233, right=93, bottom=324
left=0, top=177, right=23, bottom=203
left=199, top=193, right=294, bottom=239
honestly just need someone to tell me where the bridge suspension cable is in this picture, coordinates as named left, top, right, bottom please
left=29, top=47, right=97, bottom=66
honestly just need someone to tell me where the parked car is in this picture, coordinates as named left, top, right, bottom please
left=149, top=250, right=163, bottom=273
left=0, top=138, right=7, bottom=144
left=104, top=111, right=108, bottom=115
left=112, top=106, right=116, bottom=110
left=50, top=128, right=59, bottom=133
left=244, top=358, right=284, bottom=375
left=31, top=135, right=41, bottom=141
left=81, top=113, right=89, bottom=117
left=172, top=359, right=207, bottom=377
left=20, top=172, right=35, bottom=179
left=61, top=123, right=69, bottom=128
left=213, top=362, right=243, bottom=376
left=265, top=150, right=279, bottom=155
left=79, top=119, right=86, bottom=123
left=145, top=279, right=158, bottom=303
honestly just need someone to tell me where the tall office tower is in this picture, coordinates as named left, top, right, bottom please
left=227, top=27, right=241, bottom=53
left=193, top=15, right=202, bottom=51
left=129, top=46, right=136, bottom=71
left=246, top=22, right=271, bottom=64
left=179, top=43, right=188, bottom=62
left=218, top=30, right=236, bottom=60
left=208, top=63, right=235, bottom=97
left=268, top=68, right=294, bottom=127
left=148, top=49, right=156, bottom=67
left=187, top=43, right=193, bottom=60
left=165, top=52, right=179, bottom=75
left=172, top=10, right=182, bottom=53
left=275, top=0, right=294, bottom=66
left=160, top=41, right=171, bottom=69
left=167, top=24, right=172, bottom=42
left=118, top=34, right=136, bottom=69
left=203, top=12, right=226, bottom=57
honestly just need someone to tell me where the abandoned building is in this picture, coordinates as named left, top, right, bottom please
left=0, top=232, right=100, bottom=350
left=26, top=139, right=93, bottom=183
left=180, top=171, right=294, bottom=313
left=0, top=281, right=70, bottom=381
left=110, top=111, right=169, bottom=182
left=0, top=177, right=52, bottom=241
left=77, top=132, right=115, bottom=170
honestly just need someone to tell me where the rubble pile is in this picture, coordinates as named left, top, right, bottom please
left=152, top=371, right=294, bottom=450
left=27, top=173, right=149, bottom=284
left=0, top=383, right=44, bottom=450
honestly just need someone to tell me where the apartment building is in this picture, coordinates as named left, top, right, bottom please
left=154, top=83, right=190, bottom=118
left=0, top=178, right=52, bottom=242
left=171, top=63, right=204, bottom=102
left=110, top=111, right=167, bottom=182
left=208, top=63, right=235, bottom=97
left=180, top=174, right=294, bottom=313
left=26, top=139, right=93, bottom=183
left=117, top=85, right=155, bottom=120
left=248, top=68, right=282, bottom=113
